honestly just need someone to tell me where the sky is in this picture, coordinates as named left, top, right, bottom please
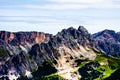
left=0, top=0, right=120, bottom=34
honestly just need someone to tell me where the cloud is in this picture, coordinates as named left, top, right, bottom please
left=0, top=16, right=77, bottom=24
left=48, top=0, right=104, bottom=3
left=24, top=3, right=120, bottom=10
left=23, top=4, right=88, bottom=10
left=0, top=0, right=120, bottom=10
left=0, top=16, right=59, bottom=22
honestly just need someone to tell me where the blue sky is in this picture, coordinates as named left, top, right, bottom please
left=0, top=0, right=120, bottom=34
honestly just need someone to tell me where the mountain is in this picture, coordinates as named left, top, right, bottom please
left=93, top=29, right=120, bottom=57
left=0, top=31, right=50, bottom=45
left=0, top=26, right=120, bottom=80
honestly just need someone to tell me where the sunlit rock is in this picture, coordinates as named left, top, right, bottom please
left=25, top=70, right=33, bottom=79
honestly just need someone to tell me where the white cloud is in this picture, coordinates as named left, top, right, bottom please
left=46, top=0, right=120, bottom=9
left=0, top=0, right=119, bottom=10
left=0, top=16, right=62, bottom=22
left=48, top=0, right=104, bottom=3
left=0, top=16, right=78, bottom=25
left=0, top=10, right=49, bottom=16
left=23, top=4, right=88, bottom=10
left=23, top=3, right=120, bottom=10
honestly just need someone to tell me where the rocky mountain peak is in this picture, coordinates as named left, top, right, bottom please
left=0, top=31, right=50, bottom=46
left=93, top=29, right=120, bottom=57
left=78, top=26, right=89, bottom=36
left=0, top=26, right=98, bottom=80
left=93, top=29, right=116, bottom=39
left=0, top=26, right=120, bottom=80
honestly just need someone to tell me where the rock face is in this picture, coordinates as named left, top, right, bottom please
left=0, top=31, right=50, bottom=45
left=0, top=26, right=98, bottom=80
left=93, top=30, right=120, bottom=57
left=1, top=26, right=120, bottom=80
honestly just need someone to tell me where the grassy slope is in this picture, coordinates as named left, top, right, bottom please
left=91, top=51, right=120, bottom=80
left=76, top=49, right=120, bottom=80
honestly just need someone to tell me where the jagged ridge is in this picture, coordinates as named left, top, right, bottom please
left=0, top=26, right=97, bottom=80
left=93, top=29, right=120, bottom=57
left=0, top=26, right=120, bottom=80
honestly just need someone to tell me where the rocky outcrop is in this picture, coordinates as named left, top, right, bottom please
left=93, top=30, right=120, bottom=57
left=0, top=31, right=50, bottom=46
left=1, top=26, right=120, bottom=80
left=0, top=26, right=97, bottom=80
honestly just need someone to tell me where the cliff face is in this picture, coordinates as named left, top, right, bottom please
left=0, top=26, right=120, bottom=80
left=93, top=30, right=120, bottom=57
left=0, top=31, right=50, bottom=45
left=0, top=26, right=97, bottom=80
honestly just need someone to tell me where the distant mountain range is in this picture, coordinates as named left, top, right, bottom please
left=0, top=26, right=120, bottom=80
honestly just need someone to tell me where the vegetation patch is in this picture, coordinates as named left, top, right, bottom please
left=0, top=46, right=7, bottom=57
left=78, top=51, right=120, bottom=80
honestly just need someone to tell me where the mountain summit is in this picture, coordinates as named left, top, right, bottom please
left=93, top=29, right=120, bottom=57
left=0, top=26, right=120, bottom=80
